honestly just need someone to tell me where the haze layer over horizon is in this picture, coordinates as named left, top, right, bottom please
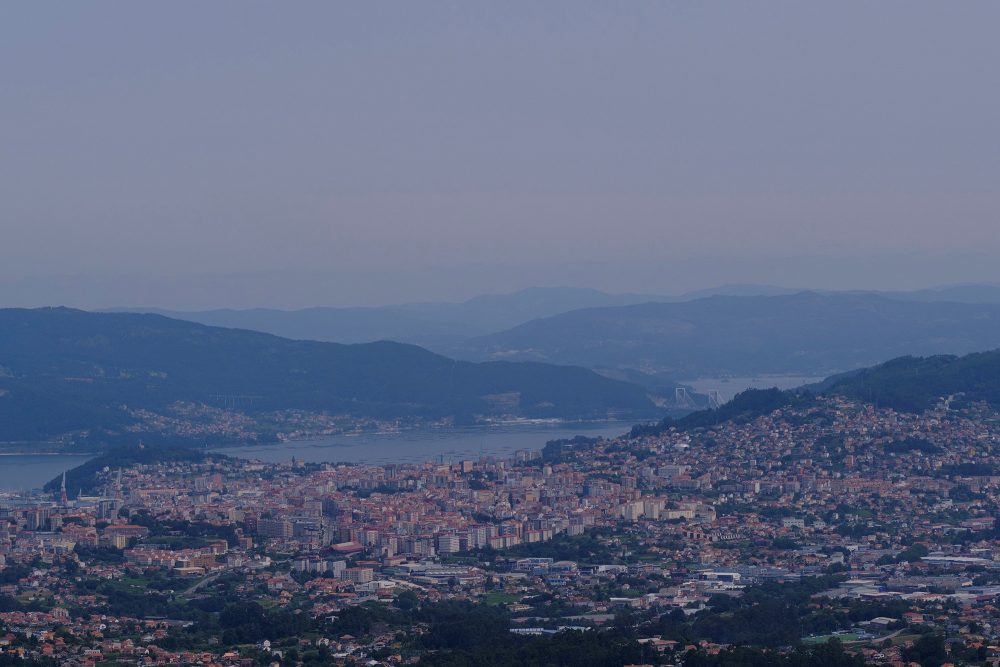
left=3, top=2, right=999, bottom=308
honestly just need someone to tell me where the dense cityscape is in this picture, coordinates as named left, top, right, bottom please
left=5, top=3, right=1000, bottom=666
left=1, top=393, right=999, bottom=665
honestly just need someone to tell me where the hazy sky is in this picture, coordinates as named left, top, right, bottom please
left=2, top=2, right=999, bottom=307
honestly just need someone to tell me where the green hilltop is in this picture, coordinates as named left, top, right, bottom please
left=630, top=349, right=1000, bottom=437
left=820, top=350, right=1000, bottom=412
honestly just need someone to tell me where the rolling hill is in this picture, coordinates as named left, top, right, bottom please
left=446, top=292, right=1000, bottom=377
left=628, top=349, right=1000, bottom=438
left=819, top=350, right=1000, bottom=412
left=0, top=308, right=660, bottom=445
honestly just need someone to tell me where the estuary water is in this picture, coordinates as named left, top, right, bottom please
left=680, top=375, right=824, bottom=403
left=0, top=421, right=631, bottom=492
left=0, top=378, right=822, bottom=492
left=0, top=454, right=95, bottom=493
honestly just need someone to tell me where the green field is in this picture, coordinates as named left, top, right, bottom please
left=802, top=633, right=861, bottom=644
left=483, top=591, right=522, bottom=605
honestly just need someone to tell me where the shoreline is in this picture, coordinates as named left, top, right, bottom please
left=0, top=419, right=633, bottom=457
left=208, top=418, right=632, bottom=451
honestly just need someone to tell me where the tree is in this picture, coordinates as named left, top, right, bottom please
left=902, top=634, right=947, bottom=667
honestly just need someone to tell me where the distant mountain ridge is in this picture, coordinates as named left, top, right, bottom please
left=112, top=285, right=1000, bottom=381
left=0, top=308, right=660, bottom=446
left=448, top=292, right=1000, bottom=377
left=874, top=283, right=1000, bottom=304
left=111, top=287, right=661, bottom=348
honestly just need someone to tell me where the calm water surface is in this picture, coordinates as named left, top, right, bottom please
left=0, top=422, right=631, bottom=492
left=681, top=375, right=824, bottom=403
left=0, top=379, right=823, bottom=491
left=0, top=454, right=95, bottom=493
